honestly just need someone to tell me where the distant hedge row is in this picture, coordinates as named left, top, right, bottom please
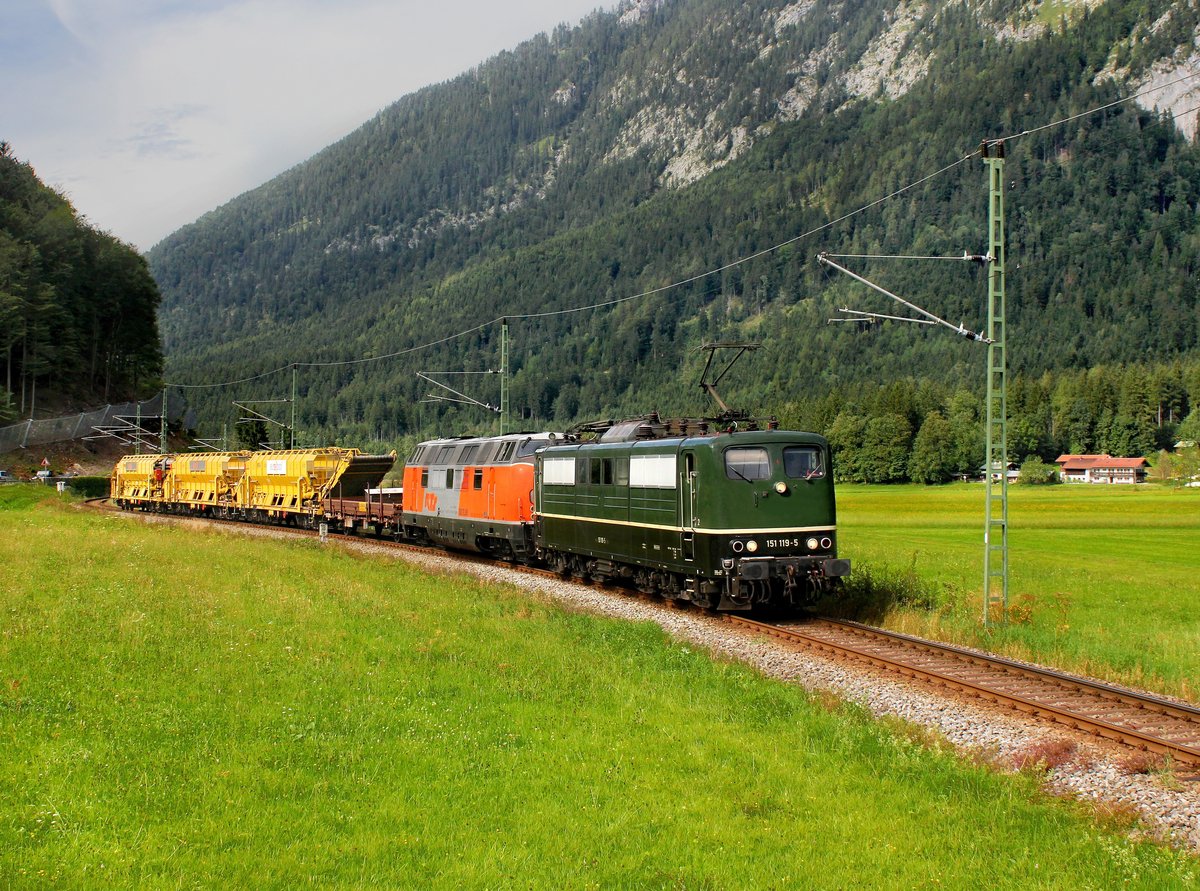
left=69, top=476, right=111, bottom=498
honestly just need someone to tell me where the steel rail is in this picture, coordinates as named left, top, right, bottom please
left=728, top=615, right=1200, bottom=766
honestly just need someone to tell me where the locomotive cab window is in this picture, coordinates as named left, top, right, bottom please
left=472, top=468, right=483, bottom=490
left=445, top=469, right=456, bottom=489
left=725, top=447, right=770, bottom=481
left=420, top=468, right=429, bottom=489
left=784, top=446, right=825, bottom=479
left=517, top=438, right=548, bottom=458
left=588, top=458, right=614, bottom=485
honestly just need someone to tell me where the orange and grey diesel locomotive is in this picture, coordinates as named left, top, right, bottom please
left=110, top=418, right=848, bottom=610
left=400, top=432, right=556, bottom=559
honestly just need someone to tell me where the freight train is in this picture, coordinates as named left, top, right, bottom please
left=111, top=415, right=849, bottom=610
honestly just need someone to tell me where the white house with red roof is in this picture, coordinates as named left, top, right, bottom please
left=1054, top=454, right=1148, bottom=484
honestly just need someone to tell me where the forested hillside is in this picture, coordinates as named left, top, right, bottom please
left=150, top=0, right=1200, bottom=473
left=0, top=143, right=163, bottom=422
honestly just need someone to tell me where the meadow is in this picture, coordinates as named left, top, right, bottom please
left=834, top=483, right=1200, bottom=700
left=1, top=486, right=1197, bottom=886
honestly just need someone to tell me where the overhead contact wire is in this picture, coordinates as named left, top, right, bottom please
left=997, top=69, right=1200, bottom=142
left=166, top=152, right=975, bottom=388
left=507, top=152, right=978, bottom=321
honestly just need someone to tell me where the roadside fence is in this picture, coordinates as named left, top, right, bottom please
left=0, top=392, right=192, bottom=453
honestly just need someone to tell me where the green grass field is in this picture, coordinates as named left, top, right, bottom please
left=1, top=487, right=1198, bottom=886
left=834, top=483, right=1200, bottom=700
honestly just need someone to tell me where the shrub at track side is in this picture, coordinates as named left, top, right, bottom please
left=819, top=555, right=950, bottom=624
left=66, top=476, right=111, bottom=498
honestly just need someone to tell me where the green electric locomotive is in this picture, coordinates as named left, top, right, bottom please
left=535, top=415, right=850, bottom=610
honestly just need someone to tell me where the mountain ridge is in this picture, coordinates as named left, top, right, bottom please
left=149, top=0, right=1200, bottom=457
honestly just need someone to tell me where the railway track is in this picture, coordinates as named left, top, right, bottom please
left=95, top=499, right=1200, bottom=767
left=729, top=616, right=1200, bottom=767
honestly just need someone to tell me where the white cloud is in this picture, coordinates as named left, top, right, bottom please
left=4, top=0, right=609, bottom=250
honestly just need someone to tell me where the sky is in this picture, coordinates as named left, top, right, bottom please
left=1, top=0, right=613, bottom=251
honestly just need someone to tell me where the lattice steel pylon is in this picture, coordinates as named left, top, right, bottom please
left=982, top=140, right=1009, bottom=626
left=499, top=319, right=509, bottom=436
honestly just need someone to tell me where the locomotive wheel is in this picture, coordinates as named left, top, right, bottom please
left=550, top=553, right=571, bottom=578
left=568, top=557, right=589, bottom=582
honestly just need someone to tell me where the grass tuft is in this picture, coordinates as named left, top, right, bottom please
left=1118, top=751, right=1175, bottom=777
left=1011, top=738, right=1079, bottom=774
left=819, top=553, right=950, bottom=622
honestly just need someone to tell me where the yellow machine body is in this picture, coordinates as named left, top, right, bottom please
left=239, top=449, right=352, bottom=517
left=111, top=454, right=172, bottom=505
left=171, top=452, right=248, bottom=509
left=111, top=448, right=396, bottom=520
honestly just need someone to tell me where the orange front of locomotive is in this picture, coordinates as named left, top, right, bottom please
left=401, top=434, right=556, bottom=559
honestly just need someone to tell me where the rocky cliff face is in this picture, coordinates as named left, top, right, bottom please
left=156, top=0, right=1199, bottom=267
left=596, top=0, right=1197, bottom=193
left=1099, top=5, right=1200, bottom=140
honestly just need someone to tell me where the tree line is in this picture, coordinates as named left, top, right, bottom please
left=773, top=360, right=1200, bottom=484
left=0, top=143, right=163, bottom=422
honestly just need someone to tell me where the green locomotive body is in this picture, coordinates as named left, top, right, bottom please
left=536, top=425, right=849, bottom=610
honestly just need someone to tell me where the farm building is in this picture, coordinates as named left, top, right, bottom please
left=1054, top=454, right=1147, bottom=484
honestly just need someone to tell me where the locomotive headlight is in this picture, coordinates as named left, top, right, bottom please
left=806, top=537, right=819, bottom=550
left=746, top=540, right=759, bottom=553
left=731, top=540, right=745, bottom=553
left=773, top=481, right=788, bottom=495
left=821, top=537, right=832, bottom=549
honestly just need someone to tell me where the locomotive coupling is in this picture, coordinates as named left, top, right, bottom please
left=733, top=555, right=850, bottom=581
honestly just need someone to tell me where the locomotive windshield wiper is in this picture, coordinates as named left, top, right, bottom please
left=728, top=466, right=754, bottom=484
